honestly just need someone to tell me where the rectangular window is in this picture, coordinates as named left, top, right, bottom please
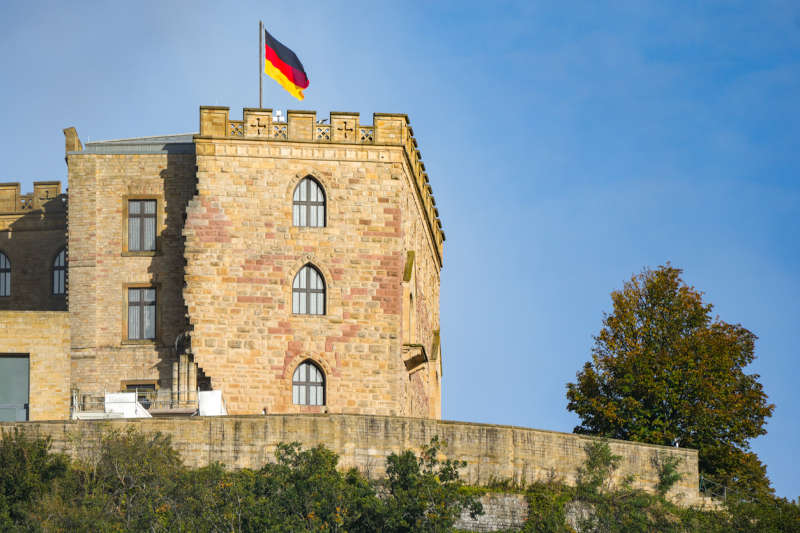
left=127, top=287, right=156, bottom=340
left=125, top=383, right=156, bottom=409
left=128, top=199, right=157, bottom=251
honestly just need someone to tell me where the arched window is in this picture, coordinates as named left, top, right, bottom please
left=292, top=177, right=326, bottom=227
left=292, top=360, right=325, bottom=405
left=52, top=248, right=66, bottom=296
left=292, top=264, right=325, bottom=315
left=0, top=252, right=9, bottom=297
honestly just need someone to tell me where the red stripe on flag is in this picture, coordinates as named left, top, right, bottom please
left=266, top=45, right=309, bottom=89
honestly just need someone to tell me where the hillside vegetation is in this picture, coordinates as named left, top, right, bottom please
left=2, top=428, right=798, bottom=532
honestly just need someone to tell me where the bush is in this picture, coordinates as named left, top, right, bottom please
left=0, top=427, right=67, bottom=529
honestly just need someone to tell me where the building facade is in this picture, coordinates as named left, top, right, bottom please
left=0, top=106, right=445, bottom=421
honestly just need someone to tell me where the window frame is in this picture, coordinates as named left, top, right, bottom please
left=292, top=264, right=326, bottom=315
left=122, top=195, right=162, bottom=256
left=292, top=176, right=326, bottom=228
left=122, top=284, right=159, bottom=344
left=292, top=360, right=325, bottom=406
left=0, top=251, right=9, bottom=297
left=121, top=380, right=158, bottom=409
left=51, top=247, right=66, bottom=296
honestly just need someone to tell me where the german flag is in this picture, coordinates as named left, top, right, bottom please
left=264, top=29, right=309, bottom=101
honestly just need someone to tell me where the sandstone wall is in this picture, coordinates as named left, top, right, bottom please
left=66, top=153, right=196, bottom=394
left=0, top=311, right=70, bottom=420
left=184, top=108, right=443, bottom=418
left=0, top=183, right=66, bottom=311
left=0, top=414, right=702, bottom=506
left=454, top=493, right=528, bottom=532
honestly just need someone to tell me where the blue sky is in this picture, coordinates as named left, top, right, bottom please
left=1, top=1, right=798, bottom=498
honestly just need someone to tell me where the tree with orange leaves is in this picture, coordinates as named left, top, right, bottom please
left=567, top=264, right=774, bottom=497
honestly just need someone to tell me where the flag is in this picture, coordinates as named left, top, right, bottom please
left=264, top=28, right=309, bottom=101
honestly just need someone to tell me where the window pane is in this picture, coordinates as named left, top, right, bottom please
left=293, top=366, right=301, bottom=382
left=300, top=179, right=308, bottom=201
left=309, top=386, right=316, bottom=405
left=129, top=200, right=140, bottom=214
left=128, top=288, right=140, bottom=303
left=292, top=292, right=300, bottom=313
left=293, top=385, right=299, bottom=404
left=293, top=205, right=300, bottom=226
left=0, top=271, right=8, bottom=297
left=298, top=294, right=306, bottom=314
left=129, top=217, right=141, bottom=250
left=128, top=305, right=140, bottom=339
left=143, top=288, right=156, bottom=303
left=144, top=302, right=156, bottom=339
left=310, top=294, right=317, bottom=315
left=298, top=386, right=305, bottom=405
left=143, top=217, right=156, bottom=251
left=53, top=270, right=64, bottom=295
left=143, top=200, right=156, bottom=214
left=299, top=205, right=306, bottom=226
left=314, top=385, right=323, bottom=405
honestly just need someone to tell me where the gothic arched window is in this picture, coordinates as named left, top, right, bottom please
left=292, top=360, right=325, bottom=405
left=0, top=252, right=9, bottom=297
left=52, top=248, right=66, bottom=296
left=292, top=264, right=325, bottom=315
left=292, top=177, right=326, bottom=227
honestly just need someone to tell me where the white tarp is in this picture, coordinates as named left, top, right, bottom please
left=198, top=390, right=227, bottom=416
left=104, top=392, right=152, bottom=418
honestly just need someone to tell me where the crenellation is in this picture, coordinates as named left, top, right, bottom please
left=196, top=108, right=444, bottom=265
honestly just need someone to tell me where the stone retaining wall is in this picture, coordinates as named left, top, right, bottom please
left=0, top=413, right=703, bottom=506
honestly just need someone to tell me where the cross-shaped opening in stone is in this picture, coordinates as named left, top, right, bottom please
left=253, top=117, right=268, bottom=136
left=336, top=120, right=354, bottom=139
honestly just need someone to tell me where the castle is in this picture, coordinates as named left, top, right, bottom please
left=0, top=106, right=709, bottom=511
left=0, top=106, right=444, bottom=421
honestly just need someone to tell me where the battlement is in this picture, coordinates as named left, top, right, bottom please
left=198, top=106, right=445, bottom=263
left=0, top=182, right=66, bottom=214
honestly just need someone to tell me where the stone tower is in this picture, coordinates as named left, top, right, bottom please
left=184, top=107, right=444, bottom=417
left=63, top=106, right=444, bottom=419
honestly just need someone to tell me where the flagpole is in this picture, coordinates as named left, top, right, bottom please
left=259, top=20, right=263, bottom=109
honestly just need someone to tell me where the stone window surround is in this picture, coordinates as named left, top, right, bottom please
left=284, top=256, right=342, bottom=322
left=292, top=176, right=326, bottom=228
left=50, top=247, right=67, bottom=297
left=292, top=263, right=326, bottom=315
left=121, top=195, right=165, bottom=256
left=292, top=359, right=326, bottom=406
left=121, top=282, right=162, bottom=345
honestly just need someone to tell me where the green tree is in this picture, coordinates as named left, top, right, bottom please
left=244, top=442, right=383, bottom=532
left=566, top=264, right=774, bottom=496
left=0, top=428, right=68, bottom=529
left=381, top=436, right=482, bottom=532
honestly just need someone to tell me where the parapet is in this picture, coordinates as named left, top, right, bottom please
left=198, top=106, right=445, bottom=265
left=0, top=182, right=66, bottom=214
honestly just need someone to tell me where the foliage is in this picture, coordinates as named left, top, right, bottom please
left=566, top=264, right=774, bottom=496
left=0, top=427, right=67, bottom=529
left=1, top=427, right=481, bottom=532
left=244, top=442, right=383, bottom=532
left=34, top=427, right=185, bottom=531
left=653, top=453, right=683, bottom=496
left=381, top=436, right=483, bottom=532
left=574, top=440, right=621, bottom=498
